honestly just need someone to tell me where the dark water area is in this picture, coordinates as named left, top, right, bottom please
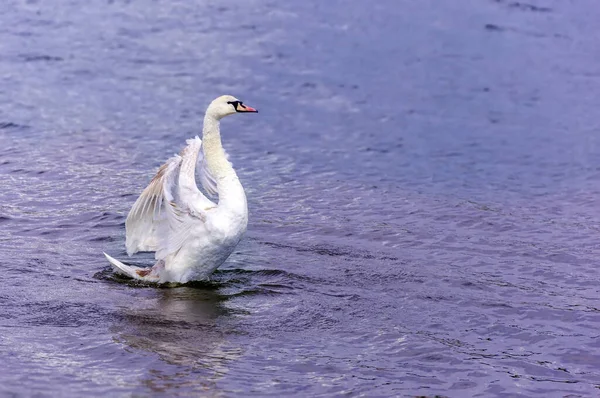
left=1, top=0, right=600, bottom=396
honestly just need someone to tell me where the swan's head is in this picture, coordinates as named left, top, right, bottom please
left=206, top=95, right=258, bottom=120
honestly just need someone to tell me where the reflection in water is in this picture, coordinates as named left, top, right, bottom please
left=112, top=286, right=243, bottom=394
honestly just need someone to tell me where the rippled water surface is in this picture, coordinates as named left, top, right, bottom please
left=2, top=0, right=600, bottom=396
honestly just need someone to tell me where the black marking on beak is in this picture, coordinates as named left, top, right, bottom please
left=227, top=100, right=257, bottom=113
left=227, top=100, right=242, bottom=112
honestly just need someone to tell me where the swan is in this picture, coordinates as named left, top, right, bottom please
left=104, top=95, right=258, bottom=283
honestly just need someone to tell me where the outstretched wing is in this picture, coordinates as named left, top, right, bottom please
left=125, top=156, right=179, bottom=256
left=125, top=136, right=217, bottom=257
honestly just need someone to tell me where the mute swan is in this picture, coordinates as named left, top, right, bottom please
left=104, top=95, right=257, bottom=283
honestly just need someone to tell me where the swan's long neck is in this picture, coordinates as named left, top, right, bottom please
left=202, top=114, right=247, bottom=213
left=202, top=115, right=235, bottom=180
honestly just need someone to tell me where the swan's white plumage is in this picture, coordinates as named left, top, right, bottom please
left=125, top=136, right=217, bottom=258
left=104, top=252, right=159, bottom=282
left=197, top=146, right=220, bottom=198
left=106, top=95, right=255, bottom=283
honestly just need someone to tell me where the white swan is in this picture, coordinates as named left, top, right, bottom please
left=104, top=95, right=257, bottom=283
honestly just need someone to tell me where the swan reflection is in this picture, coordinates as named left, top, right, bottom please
left=111, top=285, right=243, bottom=394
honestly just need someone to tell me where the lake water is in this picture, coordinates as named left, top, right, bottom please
left=1, top=0, right=600, bottom=396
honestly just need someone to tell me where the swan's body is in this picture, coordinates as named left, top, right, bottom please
left=104, top=95, right=257, bottom=283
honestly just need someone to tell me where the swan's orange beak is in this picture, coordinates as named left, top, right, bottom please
left=236, top=103, right=258, bottom=113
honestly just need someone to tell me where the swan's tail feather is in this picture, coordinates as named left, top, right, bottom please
left=103, top=252, right=159, bottom=282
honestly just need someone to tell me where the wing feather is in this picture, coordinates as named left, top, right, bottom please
left=125, top=156, right=181, bottom=256
left=198, top=152, right=218, bottom=198
left=125, top=137, right=218, bottom=259
left=195, top=136, right=229, bottom=199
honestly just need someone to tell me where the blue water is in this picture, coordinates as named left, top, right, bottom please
left=1, top=0, right=600, bottom=396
